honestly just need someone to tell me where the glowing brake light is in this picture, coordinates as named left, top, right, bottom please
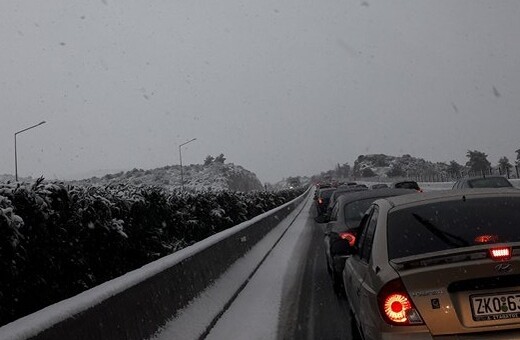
left=490, top=247, right=512, bottom=261
left=339, top=232, right=356, bottom=246
left=384, top=294, right=411, bottom=323
left=377, top=279, right=424, bottom=326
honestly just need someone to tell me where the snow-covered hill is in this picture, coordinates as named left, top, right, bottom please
left=69, top=162, right=264, bottom=192
left=353, top=154, right=449, bottom=178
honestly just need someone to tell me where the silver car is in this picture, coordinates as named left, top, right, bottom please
left=343, top=188, right=520, bottom=339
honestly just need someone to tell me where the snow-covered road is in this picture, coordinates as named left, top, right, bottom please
left=152, top=193, right=314, bottom=340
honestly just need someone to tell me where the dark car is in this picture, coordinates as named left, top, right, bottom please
left=314, top=187, right=336, bottom=216
left=452, top=175, right=513, bottom=189
left=322, top=188, right=416, bottom=292
left=390, top=180, right=422, bottom=192
left=323, top=185, right=369, bottom=218
left=315, top=182, right=332, bottom=189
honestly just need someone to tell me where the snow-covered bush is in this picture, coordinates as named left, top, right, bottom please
left=0, top=180, right=304, bottom=326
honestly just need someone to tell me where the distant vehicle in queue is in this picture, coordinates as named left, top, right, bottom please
left=389, top=180, right=422, bottom=192
left=314, top=187, right=336, bottom=216
left=316, top=182, right=332, bottom=189
left=342, top=188, right=520, bottom=339
left=321, top=188, right=415, bottom=293
left=452, top=175, right=513, bottom=189
left=323, top=185, right=369, bottom=219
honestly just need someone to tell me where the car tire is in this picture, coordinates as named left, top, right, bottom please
left=332, top=270, right=345, bottom=297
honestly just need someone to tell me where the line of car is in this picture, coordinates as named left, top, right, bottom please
left=313, top=176, right=520, bottom=339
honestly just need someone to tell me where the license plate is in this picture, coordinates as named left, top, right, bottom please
left=470, top=292, right=520, bottom=321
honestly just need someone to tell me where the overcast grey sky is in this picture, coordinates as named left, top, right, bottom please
left=1, top=0, right=519, bottom=183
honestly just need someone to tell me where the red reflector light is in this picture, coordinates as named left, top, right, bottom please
left=339, top=232, right=356, bottom=246
left=490, top=247, right=512, bottom=261
left=474, top=235, right=498, bottom=244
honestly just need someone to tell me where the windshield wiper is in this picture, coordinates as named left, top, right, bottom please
left=411, top=213, right=469, bottom=248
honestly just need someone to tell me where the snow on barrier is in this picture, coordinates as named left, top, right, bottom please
left=419, top=179, right=520, bottom=191
left=417, top=181, right=454, bottom=191
left=0, top=188, right=311, bottom=340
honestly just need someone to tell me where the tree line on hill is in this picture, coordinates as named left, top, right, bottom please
left=312, top=149, right=520, bottom=182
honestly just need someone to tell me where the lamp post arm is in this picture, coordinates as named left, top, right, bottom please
left=15, top=121, right=46, bottom=136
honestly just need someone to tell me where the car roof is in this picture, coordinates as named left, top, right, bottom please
left=331, top=187, right=367, bottom=196
left=380, top=187, right=520, bottom=208
left=336, top=184, right=367, bottom=191
left=318, top=187, right=336, bottom=194
left=334, top=188, right=415, bottom=205
left=391, top=180, right=418, bottom=185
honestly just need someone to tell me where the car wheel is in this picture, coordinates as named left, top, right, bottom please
left=332, top=270, right=345, bottom=297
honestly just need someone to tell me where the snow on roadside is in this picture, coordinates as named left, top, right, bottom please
left=205, top=197, right=311, bottom=340
left=152, top=195, right=311, bottom=340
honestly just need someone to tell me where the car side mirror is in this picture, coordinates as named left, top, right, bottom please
left=330, top=237, right=355, bottom=256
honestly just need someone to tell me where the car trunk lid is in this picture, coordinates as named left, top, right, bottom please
left=390, top=247, right=520, bottom=335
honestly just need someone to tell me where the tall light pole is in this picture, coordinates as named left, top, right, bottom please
left=179, top=138, right=197, bottom=191
left=15, top=121, right=46, bottom=181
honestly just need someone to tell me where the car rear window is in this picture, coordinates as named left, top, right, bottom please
left=344, top=198, right=377, bottom=226
left=387, top=197, right=520, bottom=260
left=468, top=177, right=512, bottom=188
left=320, top=189, right=335, bottom=199
left=394, top=182, right=420, bottom=190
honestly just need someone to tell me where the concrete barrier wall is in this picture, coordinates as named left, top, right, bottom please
left=0, top=189, right=310, bottom=340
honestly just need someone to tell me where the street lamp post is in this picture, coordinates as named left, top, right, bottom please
left=179, top=138, right=197, bottom=191
left=14, top=121, right=46, bottom=181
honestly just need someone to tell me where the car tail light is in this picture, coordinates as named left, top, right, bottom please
left=339, top=232, right=356, bottom=247
left=489, top=246, right=512, bottom=261
left=318, top=198, right=324, bottom=204
left=377, top=279, right=424, bottom=326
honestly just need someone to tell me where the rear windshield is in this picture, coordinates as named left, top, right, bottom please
left=319, top=189, right=335, bottom=199
left=468, top=177, right=512, bottom=188
left=394, top=182, right=420, bottom=190
left=344, top=198, right=377, bottom=226
left=387, top=197, right=520, bottom=260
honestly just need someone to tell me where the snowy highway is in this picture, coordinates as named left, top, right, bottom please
left=153, top=192, right=355, bottom=340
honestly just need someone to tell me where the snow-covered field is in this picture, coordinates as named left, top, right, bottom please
left=359, top=179, right=520, bottom=191
left=419, top=179, right=520, bottom=191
